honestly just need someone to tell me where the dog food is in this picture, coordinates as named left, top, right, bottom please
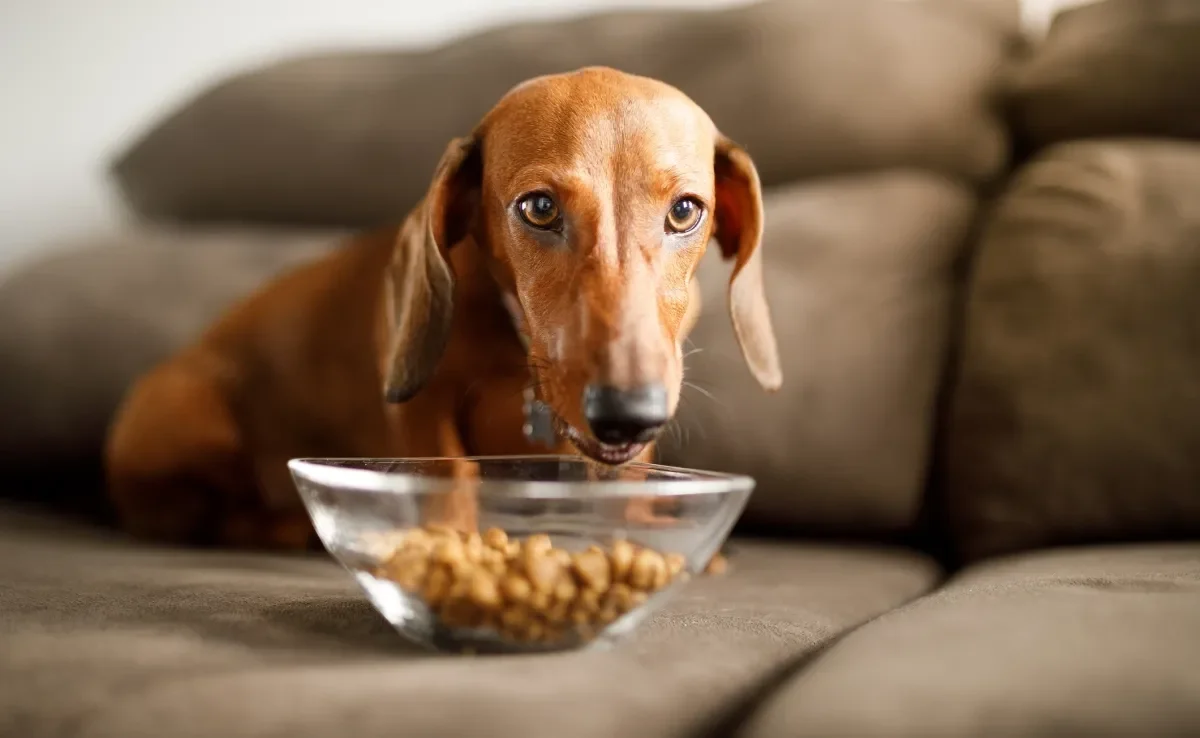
left=372, top=525, right=712, bottom=645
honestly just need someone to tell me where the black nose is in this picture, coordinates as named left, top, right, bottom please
left=582, top=384, right=669, bottom=445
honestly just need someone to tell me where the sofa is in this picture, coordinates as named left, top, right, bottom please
left=2, top=0, right=1198, bottom=736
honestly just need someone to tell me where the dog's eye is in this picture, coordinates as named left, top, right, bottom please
left=517, top=193, right=561, bottom=230
left=666, top=197, right=703, bottom=234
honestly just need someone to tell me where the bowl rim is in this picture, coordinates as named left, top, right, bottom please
left=287, top=455, right=755, bottom=498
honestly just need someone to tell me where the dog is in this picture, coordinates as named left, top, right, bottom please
left=104, top=66, right=782, bottom=550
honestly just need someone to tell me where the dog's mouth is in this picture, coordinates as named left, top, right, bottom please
left=552, top=416, right=647, bottom=466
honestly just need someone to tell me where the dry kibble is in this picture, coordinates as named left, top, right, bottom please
left=524, top=533, right=553, bottom=558
left=665, top=553, right=686, bottom=578
left=468, top=570, right=502, bottom=609
left=605, top=583, right=635, bottom=614
left=423, top=565, right=452, bottom=607
left=432, top=538, right=465, bottom=566
left=500, top=573, right=532, bottom=604
left=609, top=539, right=635, bottom=583
left=577, top=588, right=601, bottom=614
left=529, top=589, right=552, bottom=613
left=705, top=553, right=728, bottom=576
left=526, top=555, right=565, bottom=593
left=483, top=527, right=509, bottom=550
left=572, top=549, right=612, bottom=592
left=548, top=599, right=571, bottom=623
left=464, top=532, right=485, bottom=563
left=481, top=548, right=507, bottom=576
left=554, top=578, right=578, bottom=604
left=374, top=525, right=699, bottom=646
left=630, top=548, right=667, bottom=591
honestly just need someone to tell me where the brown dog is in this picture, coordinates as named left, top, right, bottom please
left=104, top=67, right=781, bottom=550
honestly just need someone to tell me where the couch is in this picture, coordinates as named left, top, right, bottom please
left=2, top=1, right=1198, bottom=736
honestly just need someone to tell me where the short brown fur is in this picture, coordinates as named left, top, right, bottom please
left=105, top=67, right=781, bottom=548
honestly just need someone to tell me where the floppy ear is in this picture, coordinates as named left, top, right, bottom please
left=713, top=134, right=782, bottom=392
left=382, top=136, right=482, bottom=403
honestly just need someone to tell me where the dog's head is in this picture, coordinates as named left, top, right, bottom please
left=384, top=67, right=780, bottom=464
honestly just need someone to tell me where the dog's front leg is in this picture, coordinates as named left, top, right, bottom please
left=386, top=399, right=479, bottom=534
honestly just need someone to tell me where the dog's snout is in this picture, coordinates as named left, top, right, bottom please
left=582, top=384, right=668, bottom=446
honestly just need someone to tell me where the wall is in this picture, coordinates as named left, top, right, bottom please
left=0, top=0, right=1093, bottom=271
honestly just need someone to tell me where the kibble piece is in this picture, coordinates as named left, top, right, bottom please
left=547, top=599, right=571, bottom=624
left=432, top=538, right=465, bottom=566
left=526, top=554, right=565, bottom=593
left=570, top=608, right=592, bottom=626
left=480, top=548, right=507, bottom=576
left=441, top=597, right=479, bottom=629
left=705, top=553, right=728, bottom=576
left=629, top=548, right=667, bottom=591
left=483, top=527, right=509, bottom=551
left=463, top=532, right=485, bottom=563
left=577, top=588, right=601, bottom=614
left=500, top=606, right=531, bottom=631
left=524, top=533, right=553, bottom=558
left=529, top=589, right=552, bottom=613
left=605, top=583, right=635, bottom=614
left=572, top=549, right=612, bottom=592
left=468, top=570, right=502, bottom=608
left=388, top=556, right=428, bottom=592
left=609, top=539, right=636, bottom=583
left=500, top=574, right=532, bottom=604
left=423, top=565, right=452, bottom=607
left=523, top=620, right=546, bottom=643
left=664, top=552, right=686, bottom=578
left=554, top=578, right=578, bottom=604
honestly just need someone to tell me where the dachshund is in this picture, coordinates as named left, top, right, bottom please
left=104, top=66, right=782, bottom=550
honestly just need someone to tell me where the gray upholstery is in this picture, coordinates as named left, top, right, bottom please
left=0, top=505, right=940, bottom=738
left=940, top=140, right=1200, bottom=562
left=739, top=543, right=1200, bottom=737
left=1008, top=0, right=1200, bottom=150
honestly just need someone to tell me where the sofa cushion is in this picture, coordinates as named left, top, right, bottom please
left=0, top=227, right=341, bottom=490
left=739, top=543, right=1200, bottom=738
left=111, top=0, right=1016, bottom=227
left=660, top=171, right=977, bottom=537
left=1007, top=0, right=1200, bottom=150
left=0, top=504, right=940, bottom=738
left=938, top=140, right=1200, bottom=562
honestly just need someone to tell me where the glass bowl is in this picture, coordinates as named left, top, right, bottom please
left=288, top=455, right=753, bottom=654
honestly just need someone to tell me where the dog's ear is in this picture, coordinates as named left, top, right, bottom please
left=713, top=134, right=781, bottom=392
left=383, top=135, right=482, bottom=403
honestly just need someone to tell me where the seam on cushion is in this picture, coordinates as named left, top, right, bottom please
left=693, top=579, right=945, bottom=738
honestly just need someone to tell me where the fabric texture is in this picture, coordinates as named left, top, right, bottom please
left=1007, top=0, right=1200, bottom=150
left=0, top=227, right=341, bottom=481
left=110, top=0, right=1016, bottom=226
left=660, top=171, right=977, bottom=537
left=739, top=543, right=1200, bottom=738
left=938, top=140, right=1200, bottom=562
left=0, top=504, right=939, bottom=738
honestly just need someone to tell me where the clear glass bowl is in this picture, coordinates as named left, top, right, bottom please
left=289, top=456, right=753, bottom=654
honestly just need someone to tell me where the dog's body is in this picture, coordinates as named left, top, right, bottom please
left=105, top=67, right=780, bottom=549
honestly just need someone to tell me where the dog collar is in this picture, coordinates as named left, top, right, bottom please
left=501, top=292, right=557, bottom=447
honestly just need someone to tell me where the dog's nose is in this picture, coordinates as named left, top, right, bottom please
left=582, top=384, right=669, bottom=446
